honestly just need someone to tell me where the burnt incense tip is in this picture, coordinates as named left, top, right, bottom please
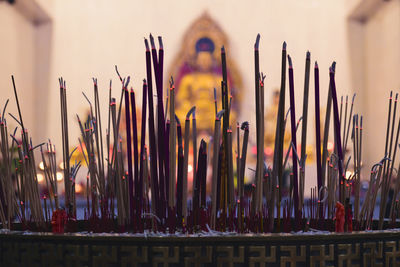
left=254, top=34, right=260, bottom=50
left=331, top=61, right=336, bottom=72
left=175, top=114, right=181, bottom=125
left=315, top=61, right=318, bottom=68
left=352, top=93, right=356, bottom=103
left=200, top=138, right=206, bottom=148
left=144, top=38, right=150, bottom=51
left=221, top=45, right=225, bottom=53
left=115, top=65, right=123, bottom=82
left=297, top=116, right=303, bottom=127
left=216, top=109, right=225, bottom=120
left=186, top=106, right=196, bottom=119
left=125, top=76, right=131, bottom=88
left=158, top=36, right=163, bottom=50
left=143, top=79, right=147, bottom=84
left=285, top=107, right=291, bottom=120
left=260, top=72, right=266, bottom=83
left=241, top=121, right=249, bottom=130
left=287, top=55, right=293, bottom=68
left=306, top=51, right=310, bottom=59
left=149, top=34, right=156, bottom=49
left=283, top=41, right=287, bottom=50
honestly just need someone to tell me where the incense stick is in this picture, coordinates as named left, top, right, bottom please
left=192, top=109, right=197, bottom=202
left=130, top=89, right=139, bottom=215
left=139, top=80, right=148, bottom=222
left=253, top=35, right=263, bottom=217
left=329, top=66, right=344, bottom=204
left=273, top=41, right=286, bottom=231
left=211, top=110, right=224, bottom=229
left=344, top=94, right=356, bottom=158
left=168, top=77, right=176, bottom=230
left=321, top=62, right=335, bottom=189
left=123, top=81, right=134, bottom=223
left=145, top=39, right=160, bottom=218
left=300, top=51, right=311, bottom=170
left=150, top=34, right=167, bottom=214
left=379, top=93, right=398, bottom=229
left=314, top=62, right=323, bottom=220
left=183, top=106, right=195, bottom=226
left=175, top=115, right=183, bottom=226
left=288, top=55, right=300, bottom=225
left=342, top=95, right=348, bottom=155
left=239, top=121, right=249, bottom=232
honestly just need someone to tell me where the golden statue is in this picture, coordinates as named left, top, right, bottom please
left=169, top=12, right=242, bottom=134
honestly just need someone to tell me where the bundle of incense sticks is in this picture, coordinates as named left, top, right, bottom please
left=2, top=35, right=400, bottom=234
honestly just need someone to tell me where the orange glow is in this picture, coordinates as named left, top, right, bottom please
left=75, top=183, right=83, bottom=193
left=327, top=141, right=334, bottom=152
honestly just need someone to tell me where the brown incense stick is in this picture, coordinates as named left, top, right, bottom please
left=300, top=51, right=311, bottom=171
left=379, top=92, right=395, bottom=229
left=227, top=128, right=234, bottom=209
left=236, top=122, right=240, bottom=209
left=169, top=77, right=176, bottom=211
left=321, top=62, right=335, bottom=188
left=273, top=41, right=286, bottom=231
left=183, top=106, right=195, bottom=225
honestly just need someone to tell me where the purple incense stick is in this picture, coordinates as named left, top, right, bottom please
left=139, top=80, right=148, bottom=216
left=176, top=115, right=184, bottom=226
left=314, top=62, right=323, bottom=219
left=199, top=140, right=207, bottom=208
left=329, top=67, right=344, bottom=201
left=150, top=34, right=167, bottom=209
left=123, top=79, right=134, bottom=224
left=130, top=89, right=139, bottom=210
left=288, top=55, right=300, bottom=224
left=158, top=37, right=168, bottom=211
left=145, top=38, right=160, bottom=217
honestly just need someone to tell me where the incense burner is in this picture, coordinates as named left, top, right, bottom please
left=1, top=229, right=400, bottom=266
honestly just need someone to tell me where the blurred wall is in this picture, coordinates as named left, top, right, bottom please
left=362, top=0, right=400, bottom=176
left=0, top=2, right=36, bottom=137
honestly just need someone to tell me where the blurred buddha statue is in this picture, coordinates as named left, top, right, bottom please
left=170, top=12, right=242, bottom=134
left=176, top=37, right=223, bottom=132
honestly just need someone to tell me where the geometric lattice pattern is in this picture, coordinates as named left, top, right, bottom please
left=1, top=232, right=400, bottom=266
